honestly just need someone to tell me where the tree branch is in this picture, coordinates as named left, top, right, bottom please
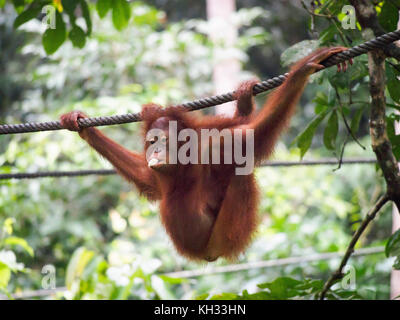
left=319, top=0, right=400, bottom=299
left=349, top=0, right=400, bottom=210
left=301, top=0, right=350, bottom=45
left=319, top=194, right=390, bottom=299
left=349, top=0, right=400, bottom=61
left=368, top=49, right=400, bottom=210
left=301, top=0, right=335, bottom=18
left=332, top=84, right=366, bottom=150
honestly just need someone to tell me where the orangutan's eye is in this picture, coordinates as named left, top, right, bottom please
left=149, top=137, right=157, bottom=144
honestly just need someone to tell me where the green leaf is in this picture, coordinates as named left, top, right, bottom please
left=313, top=92, right=331, bottom=114
left=387, top=103, right=400, bottom=112
left=325, top=0, right=347, bottom=14
left=296, top=279, right=324, bottom=293
left=350, top=106, right=365, bottom=135
left=69, top=26, right=86, bottom=48
left=386, top=114, right=400, bottom=160
left=296, top=110, right=329, bottom=159
left=131, top=3, right=160, bottom=27
left=258, top=277, right=301, bottom=289
left=62, top=0, right=79, bottom=13
left=379, top=1, right=399, bottom=32
left=62, top=0, right=79, bottom=25
left=257, top=277, right=302, bottom=299
left=42, top=11, right=66, bottom=55
left=65, top=247, right=95, bottom=290
left=2, top=218, right=14, bottom=235
left=13, top=3, right=43, bottom=29
left=12, top=0, right=25, bottom=11
left=158, top=275, right=187, bottom=284
left=313, top=92, right=330, bottom=108
left=195, top=293, right=209, bottom=300
left=81, top=256, right=103, bottom=280
left=319, top=24, right=337, bottom=45
left=385, top=229, right=400, bottom=257
left=280, top=40, right=320, bottom=67
left=386, top=62, right=400, bottom=103
left=112, top=0, right=131, bottom=31
left=393, top=257, right=400, bottom=270
left=3, top=237, right=34, bottom=257
left=209, top=292, right=240, bottom=300
left=80, top=0, right=92, bottom=35
left=348, top=60, right=369, bottom=81
left=151, top=275, right=174, bottom=300
left=323, top=110, right=339, bottom=150
left=97, top=0, right=112, bottom=18
left=0, top=262, right=11, bottom=289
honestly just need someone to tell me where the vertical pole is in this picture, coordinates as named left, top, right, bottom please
left=391, top=206, right=400, bottom=299
left=392, top=88, right=400, bottom=300
left=390, top=17, right=400, bottom=300
left=206, top=0, right=240, bottom=116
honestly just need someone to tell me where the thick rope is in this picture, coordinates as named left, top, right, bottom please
left=0, top=158, right=376, bottom=180
left=1, top=30, right=400, bottom=135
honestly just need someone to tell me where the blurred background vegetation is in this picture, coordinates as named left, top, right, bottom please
left=0, top=0, right=399, bottom=300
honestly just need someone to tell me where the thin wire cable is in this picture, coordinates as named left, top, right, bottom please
left=0, top=246, right=384, bottom=299
left=163, top=246, right=384, bottom=278
left=0, top=158, right=376, bottom=180
left=1, top=30, right=400, bottom=135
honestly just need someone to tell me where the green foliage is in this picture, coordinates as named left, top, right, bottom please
left=256, top=277, right=320, bottom=299
left=283, top=13, right=374, bottom=160
left=66, top=247, right=95, bottom=290
left=1, top=2, right=284, bottom=300
left=350, top=106, right=365, bottom=137
left=69, top=26, right=86, bottom=48
left=280, top=40, right=320, bottom=68
left=386, top=114, right=400, bottom=160
left=201, top=277, right=362, bottom=300
left=386, top=62, right=400, bottom=104
left=385, top=229, right=400, bottom=257
left=11, top=0, right=134, bottom=54
left=296, top=109, right=329, bottom=159
left=0, top=218, right=33, bottom=297
left=80, top=0, right=92, bottom=35
left=42, top=11, right=66, bottom=54
left=385, top=229, right=400, bottom=270
left=323, top=110, right=339, bottom=150
left=1, top=0, right=398, bottom=300
left=13, top=1, right=43, bottom=29
left=96, top=0, right=111, bottom=18
left=63, top=244, right=178, bottom=300
left=378, top=1, right=399, bottom=32
left=111, top=0, right=131, bottom=31
left=3, top=237, right=34, bottom=257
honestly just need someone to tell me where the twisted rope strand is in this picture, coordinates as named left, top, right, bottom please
left=1, top=30, right=400, bottom=135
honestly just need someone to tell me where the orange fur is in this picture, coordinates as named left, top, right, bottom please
left=60, top=47, right=349, bottom=261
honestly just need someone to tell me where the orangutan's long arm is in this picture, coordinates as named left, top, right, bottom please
left=240, top=47, right=351, bottom=162
left=60, top=111, right=160, bottom=200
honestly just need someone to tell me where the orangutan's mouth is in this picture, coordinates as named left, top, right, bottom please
left=148, top=158, right=167, bottom=169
